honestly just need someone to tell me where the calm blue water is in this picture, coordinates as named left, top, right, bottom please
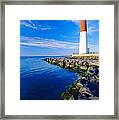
left=20, top=56, right=79, bottom=100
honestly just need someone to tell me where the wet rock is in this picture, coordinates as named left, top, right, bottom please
left=42, top=56, right=99, bottom=100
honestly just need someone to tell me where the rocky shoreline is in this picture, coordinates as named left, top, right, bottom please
left=43, top=56, right=99, bottom=100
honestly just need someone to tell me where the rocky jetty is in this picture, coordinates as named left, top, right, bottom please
left=43, top=56, right=99, bottom=100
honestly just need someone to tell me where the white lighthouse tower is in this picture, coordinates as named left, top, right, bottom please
left=79, top=20, right=87, bottom=54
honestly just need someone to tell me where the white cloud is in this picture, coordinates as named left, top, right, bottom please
left=21, top=36, right=99, bottom=52
left=70, top=20, right=79, bottom=25
left=20, top=20, right=37, bottom=29
left=87, top=21, right=99, bottom=34
left=29, top=20, right=36, bottom=28
left=20, top=36, right=78, bottom=49
left=20, top=20, right=52, bottom=31
left=87, top=26, right=99, bottom=33
left=39, top=28, right=51, bottom=30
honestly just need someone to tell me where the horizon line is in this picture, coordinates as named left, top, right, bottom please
left=20, top=55, right=69, bottom=57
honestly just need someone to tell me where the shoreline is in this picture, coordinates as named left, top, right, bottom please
left=43, top=55, right=99, bottom=100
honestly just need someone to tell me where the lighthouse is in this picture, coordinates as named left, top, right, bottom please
left=79, top=20, right=87, bottom=54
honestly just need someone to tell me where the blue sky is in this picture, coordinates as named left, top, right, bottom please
left=20, top=20, right=99, bottom=56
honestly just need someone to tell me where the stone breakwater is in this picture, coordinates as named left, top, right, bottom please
left=43, top=56, right=99, bottom=100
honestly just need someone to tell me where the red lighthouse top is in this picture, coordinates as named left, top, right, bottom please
left=80, top=20, right=87, bottom=32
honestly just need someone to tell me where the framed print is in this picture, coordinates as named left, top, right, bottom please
left=0, top=0, right=118, bottom=119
